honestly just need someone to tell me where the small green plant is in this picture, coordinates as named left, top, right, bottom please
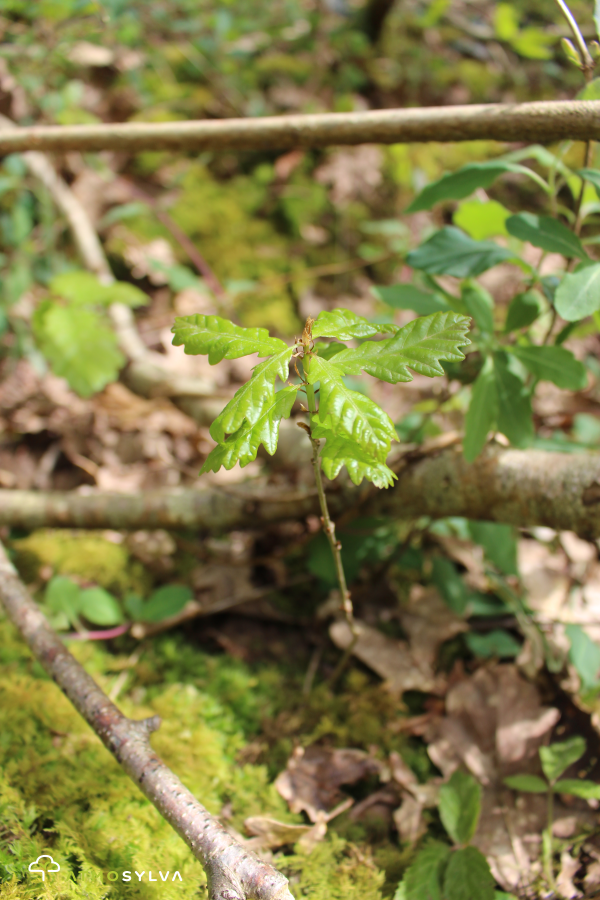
left=172, top=308, right=470, bottom=624
left=394, top=769, right=505, bottom=900
left=504, top=736, right=600, bottom=889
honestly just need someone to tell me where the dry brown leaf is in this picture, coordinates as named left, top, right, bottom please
left=314, top=146, right=383, bottom=205
left=244, top=815, right=325, bottom=852
left=274, top=745, right=380, bottom=823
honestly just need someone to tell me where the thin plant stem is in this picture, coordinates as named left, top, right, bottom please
left=554, top=0, right=595, bottom=75
left=574, top=140, right=594, bottom=236
left=544, top=787, right=556, bottom=889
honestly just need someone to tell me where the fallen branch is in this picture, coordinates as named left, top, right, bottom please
left=1, top=444, right=599, bottom=536
left=0, top=541, right=294, bottom=900
left=0, top=101, right=600, bottom=153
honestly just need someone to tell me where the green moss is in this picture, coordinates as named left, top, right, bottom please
left=11, top=530, right=150, bottom=597
left=283, top=834, right=385, bottom=900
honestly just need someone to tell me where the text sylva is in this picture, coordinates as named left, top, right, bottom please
left=112, top=871, right=183, bottom=882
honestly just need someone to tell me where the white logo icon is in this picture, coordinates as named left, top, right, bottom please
left=29, top=855, right=60, bottom=880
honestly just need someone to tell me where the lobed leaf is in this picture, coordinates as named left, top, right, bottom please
left=312, top=419, right=397, bottom=488
left=209, top=348, right=294, bottom=441
left=506, top=213, right=588, bottom=259
left=508, top=345, right=587, bottom=391
left=172, top=314, right=287, bottom=363
left=306, top=356, right=396, bottom=460
left=312, top=307, right=394, bottom=340
left=200, top=386, right=298, bottom=473
left=407, top=227, right=515, bottom=278
left=328, top=311, right=471, bottom=384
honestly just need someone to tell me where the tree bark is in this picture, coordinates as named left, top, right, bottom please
left=1, top=445, right=599, bottom=537
left=0, top=542, right=294, bottom=900
left=0, top=101, right=599, bottom=154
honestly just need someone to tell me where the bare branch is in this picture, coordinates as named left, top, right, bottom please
left=0, top=541, right=294, bottom=900
left=1, top=445, right=599, bottom=537
left=0, top=101, right=599, bottom=154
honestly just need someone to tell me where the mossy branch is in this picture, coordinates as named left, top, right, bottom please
left=0, top=541, right=294, bottom=900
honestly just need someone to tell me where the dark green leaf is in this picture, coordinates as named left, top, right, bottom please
left=442, top=847, right=495, bottom=900
left=33, top=301, right=125, bottom=397
left=493, top=353, right=533, bottom=448
left=555, top=262, right=600, bottom=321
left=540, top=737, right=586, bottom=784
left=566, top=623, right=600, bottom=689
left=306, top=356, right=396, bottom=460
left=463, top=358, right=497, bottom=462
left=172, top=314, right=287, bottom=363
left=503, top=774, right=548, bottom=793
left=45, top=576, right=81, bottom=626
left=401, top=840, right=451, bottom=900
left=311, top=419, right=397, bottom=488
left=209, top=348, right=294, bottom=441
left=317, top=342, right=347, bottom=360
left=139, top=585, right=193, bottom=623
left=553, top=778, right=600, bottom=799
left=372, top=284, right=450, bottom=315
left=462, top=283, right=494, bottom=334
left=431, top=556, right=480, bottom=616
left=200, top=386, right=298, bottom=472
left=407, top=161, right=546, bottom=213
left=78, top=587, right=123, bottom=626
left=439, top=770, right=481, bottom=845
left=508, top=345, right=587, bottom=391
left=468, top=521, right=518, bottom=574
left=328, top=311, right=471, bottom=384
left=407, top=228, right=514, bottom=278
left=504, top=290, right=545, bottom=332
left=465, top=629, right=521, bottom=659
left=505, top=213, right=588, bottom=259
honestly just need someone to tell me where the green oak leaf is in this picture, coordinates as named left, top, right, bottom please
left=306, top=355, right=396, bottom=460
left=200, top=386, right=298, bottom=472
left=312, top=307, right=395, bottom=340
left=210, top=348, right=294, bottom=441
left=327, top=311, right=471, bottom=384
left=172, top=314, right=287, bottom=363
left=311, top=419, right=397, bottom=488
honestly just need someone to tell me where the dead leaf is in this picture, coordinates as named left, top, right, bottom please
left=243, top=816, right=315, bottom=850
left=274, top=745, right=381, bottom=822
left=314, top=146, right=383, bottom=205
left=556, top=851, right=582, bottom=899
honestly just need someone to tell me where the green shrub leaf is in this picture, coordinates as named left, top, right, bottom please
left=504, top=774, right=548, bottom=792
left=540, top=737, right=586, bottom=784
left=443, top=846, right=495, bottom=900
left=508, top=345, right=587, bottom=390
left=139, top=585, right=193, bottom=623
left=78, top=587, right=123, bottom=626
left=209, top=348, right=294, bottom=441
left=553, top=778, right=600, bottom=799
left=171, top=314, right=287, bottom=363
left=400, top=840, right=451, bottom=900
left=555, top=262, right=600, bottom=321
left=45, top=576, right=82, bottom=626
left=328, top=311, right=470, bottom=384
left=566, top=623, right=600, bottom=689
left=306, top=356, right=396, bottom=459
left=407, top=161, right=546, bottom=213
left=201, top=386, right=298, bottom=472
left=465, top=629, right=521, bottom=659
left=493, top=352, right=533, bottom=447
left=454, top=199, right=510, bottom=240
left=407, top=227, right=514, bottom=277
left=468, top=521, right=518, bottom=574
left=462, top=283, right=494, bottom=334
left=506, top=213, right=588, bottom=259
left=33, top=301, right=125, bottom=397
left=504, top=290, right=545, bottom=332
left=50, top=271, right=149, bottom=307
left=439, top=770, right=481, bottom=845
left=372, top=284, right=450, bottom=315
left=312, top=420, right=397, bottom=488
left=463, top=358, right=497, bottom=462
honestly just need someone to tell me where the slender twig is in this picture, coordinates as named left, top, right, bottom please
left=555, top=0, right=595, bottom=76
left=0, top=541, right=294, bottom=900
left=1, top=102, right=600, bottom=154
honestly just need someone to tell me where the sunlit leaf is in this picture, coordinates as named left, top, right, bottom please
left=553, top=778, right=600, bottom=799
left=200, top=386, right=298, bottom=472
left=453, top=199, right=510, bottom=240
left=555, top=262, right=600, bottom=321
left=50, top=271, right=149, bottom=307
left=312, top=419, right=397, bottom=488
left=172, top=314, right=287, bottom=363
left=312, top=307, right=393, bottom=340
left=566, top=623, right=600, bottom=689
left=78, top=587, right=123, bottom=626
left=540, top=737, right=586, bottom=784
